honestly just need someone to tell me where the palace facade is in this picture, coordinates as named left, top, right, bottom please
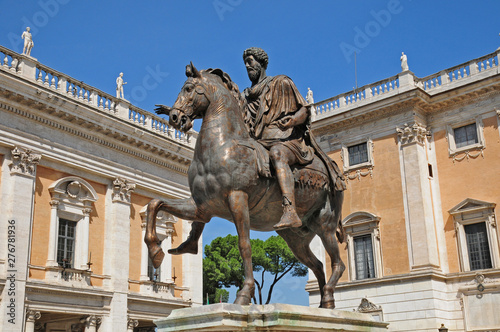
left=0, top=45, right=202, bottom=331
left=309, top=49, right=500, bottom=332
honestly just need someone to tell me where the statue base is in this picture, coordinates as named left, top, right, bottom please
left=155, top=303, right=389, bottom=331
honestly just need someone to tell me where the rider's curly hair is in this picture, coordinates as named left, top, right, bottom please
left=243, top=47, right=268, bottom=70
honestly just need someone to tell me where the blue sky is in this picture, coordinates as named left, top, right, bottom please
left=2, top=0, right=499, bottom=306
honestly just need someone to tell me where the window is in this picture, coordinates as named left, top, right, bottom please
left=354, top=234, right=375, bottom=280
left=449, top=198, right=499, bottom=272
left=464, top=222, right=492, bottom=270
left=47, top=177, right=97, bottom=272
left=139, top=207, right=177, bottom=284
left=341, top=139, right=374, bottom=179
left=57, top=219, right=77, bottom=268
left=446, top=118, right=485, bottom=158
left=343, top=212, right=383, bottom=281
left=348, top=143, right=368, bottom=166
left=454, top=123, right=478, bottom=148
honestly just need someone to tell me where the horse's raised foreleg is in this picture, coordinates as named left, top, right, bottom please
left=227, top=190, right=254, bottom=305
left=145, top=197, right=207, bottom=268
left=277, top=229, right=326, bottom=307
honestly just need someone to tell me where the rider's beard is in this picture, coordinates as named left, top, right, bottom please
left=247, top=68, right=260, bottom=84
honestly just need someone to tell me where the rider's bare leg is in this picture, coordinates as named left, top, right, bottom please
left=269, top=145, right=302, bottom=230
left=169, top=221, right=205, bottom=255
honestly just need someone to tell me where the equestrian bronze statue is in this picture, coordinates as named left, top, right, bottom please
left=144, top=48, right=346, bottom=308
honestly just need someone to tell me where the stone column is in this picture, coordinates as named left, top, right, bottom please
left=160, top=220, right=175, bottom=283
left=0, top=147, right=40, bottom=331
left=140, top=221, right=150, bottom=281
left=397, top=123, right=440, bottom=270
left=25, top=310, right=41, bottom=332
left=46, top=199, right=60, bottom=267
left=76, top=207, right=92, bottom=269
left=127, top=318, right=139, bottom=332
left=100, top=177, right=135, bottom=331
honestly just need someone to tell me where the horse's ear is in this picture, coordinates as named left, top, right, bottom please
left=186, top=62, right=202, bottom=78
left=210, top=68, right=233, bottom=90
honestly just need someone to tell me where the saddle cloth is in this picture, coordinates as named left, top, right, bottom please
left=237, top=140, right=330, bottom=191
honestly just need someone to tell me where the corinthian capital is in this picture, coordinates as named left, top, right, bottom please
left=396, top=123, right=430, bottom=146
left=9, top=146, right=41, bottom=176
left=26, top=310, right=41, bottom=322
left=112, top=177, right=136, bottom=203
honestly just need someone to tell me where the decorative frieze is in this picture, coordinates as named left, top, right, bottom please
left=9, top=146, right=41, bottom=176
left=344, top=167, right=374, bottom=182
left=396, top=122, right=430, bottom=146
left=112, top=177, right=136, bottom=203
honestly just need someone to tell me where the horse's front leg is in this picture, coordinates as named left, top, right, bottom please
left=228, top=190, right=254, bottom=305
left=145, top=197, right=207, bottom=268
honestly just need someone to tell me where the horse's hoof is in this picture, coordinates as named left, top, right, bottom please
left=322, top=300, right=335, bottom=309
left=168, top=240, right=198, bottom=255
left=152, top=249, right=165, bottom=269
left=234, top=294, right=251, bottom=306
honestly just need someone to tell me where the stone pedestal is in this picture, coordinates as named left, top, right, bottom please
left=155, top=303, right=389, bottom=332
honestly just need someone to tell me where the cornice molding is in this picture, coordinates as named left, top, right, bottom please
left=0, top=100, right=190, bottom=175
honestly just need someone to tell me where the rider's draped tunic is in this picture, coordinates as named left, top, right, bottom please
left=242, top=75, right=346, bottom=192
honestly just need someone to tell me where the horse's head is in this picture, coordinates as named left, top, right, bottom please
left=156, top=62, right=243, bottom=133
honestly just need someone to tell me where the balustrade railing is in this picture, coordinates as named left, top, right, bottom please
left=0, top=45, right=195, bottom=148
left=0, top=46, right=22, bottom=74
left=314, top=50, right=500, bottom=118
left=314, top=75, right=399, bottom=117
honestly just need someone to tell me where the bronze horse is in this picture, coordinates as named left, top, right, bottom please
left=144, top=63, right=344, bottom=308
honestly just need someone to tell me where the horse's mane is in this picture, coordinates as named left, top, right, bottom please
left=202, top=68, right=246, bottom=109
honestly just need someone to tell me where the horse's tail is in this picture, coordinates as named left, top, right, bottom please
left=334, top=189, right=345, bottom=244
left=336, top=219, right=345, bottom=244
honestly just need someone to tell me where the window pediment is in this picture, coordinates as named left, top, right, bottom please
left=48, top=176, right=98, bottom=204
left=449, top=198, right=496, bottom=216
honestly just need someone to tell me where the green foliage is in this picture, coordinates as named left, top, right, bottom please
left=203, top=234, right=307, bottom=305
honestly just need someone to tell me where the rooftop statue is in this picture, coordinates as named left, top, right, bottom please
left=22, top=27, right=34, bottom=56
left=116, top=72, right=127, bottom=99
left=145, top=49, right=346, bottom=308
left=401, top=51, right=409, bottom=72
left=306, top=87, right=314, bottom=105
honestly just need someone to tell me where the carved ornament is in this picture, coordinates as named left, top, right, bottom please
left=396, top=122, right=429, bottom=146
left=9, top=146, right=41, bottom=176
left=112, top=177, right=136, bottom=203
left=357, top=297, right=381, bottom=313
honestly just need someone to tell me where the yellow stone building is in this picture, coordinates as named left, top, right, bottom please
left=309, top=49, right=500, bottom=331
left=0, top=45, right=202, bottom=331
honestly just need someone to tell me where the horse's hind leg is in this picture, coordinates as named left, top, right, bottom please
left=317, top=222, right=345, bottom=309
left=277, top=229, right=326, bottom=307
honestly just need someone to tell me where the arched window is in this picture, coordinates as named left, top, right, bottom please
left=343, top=212, right=383, bottom=281
left=47, top=177, right=97, bottom=270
